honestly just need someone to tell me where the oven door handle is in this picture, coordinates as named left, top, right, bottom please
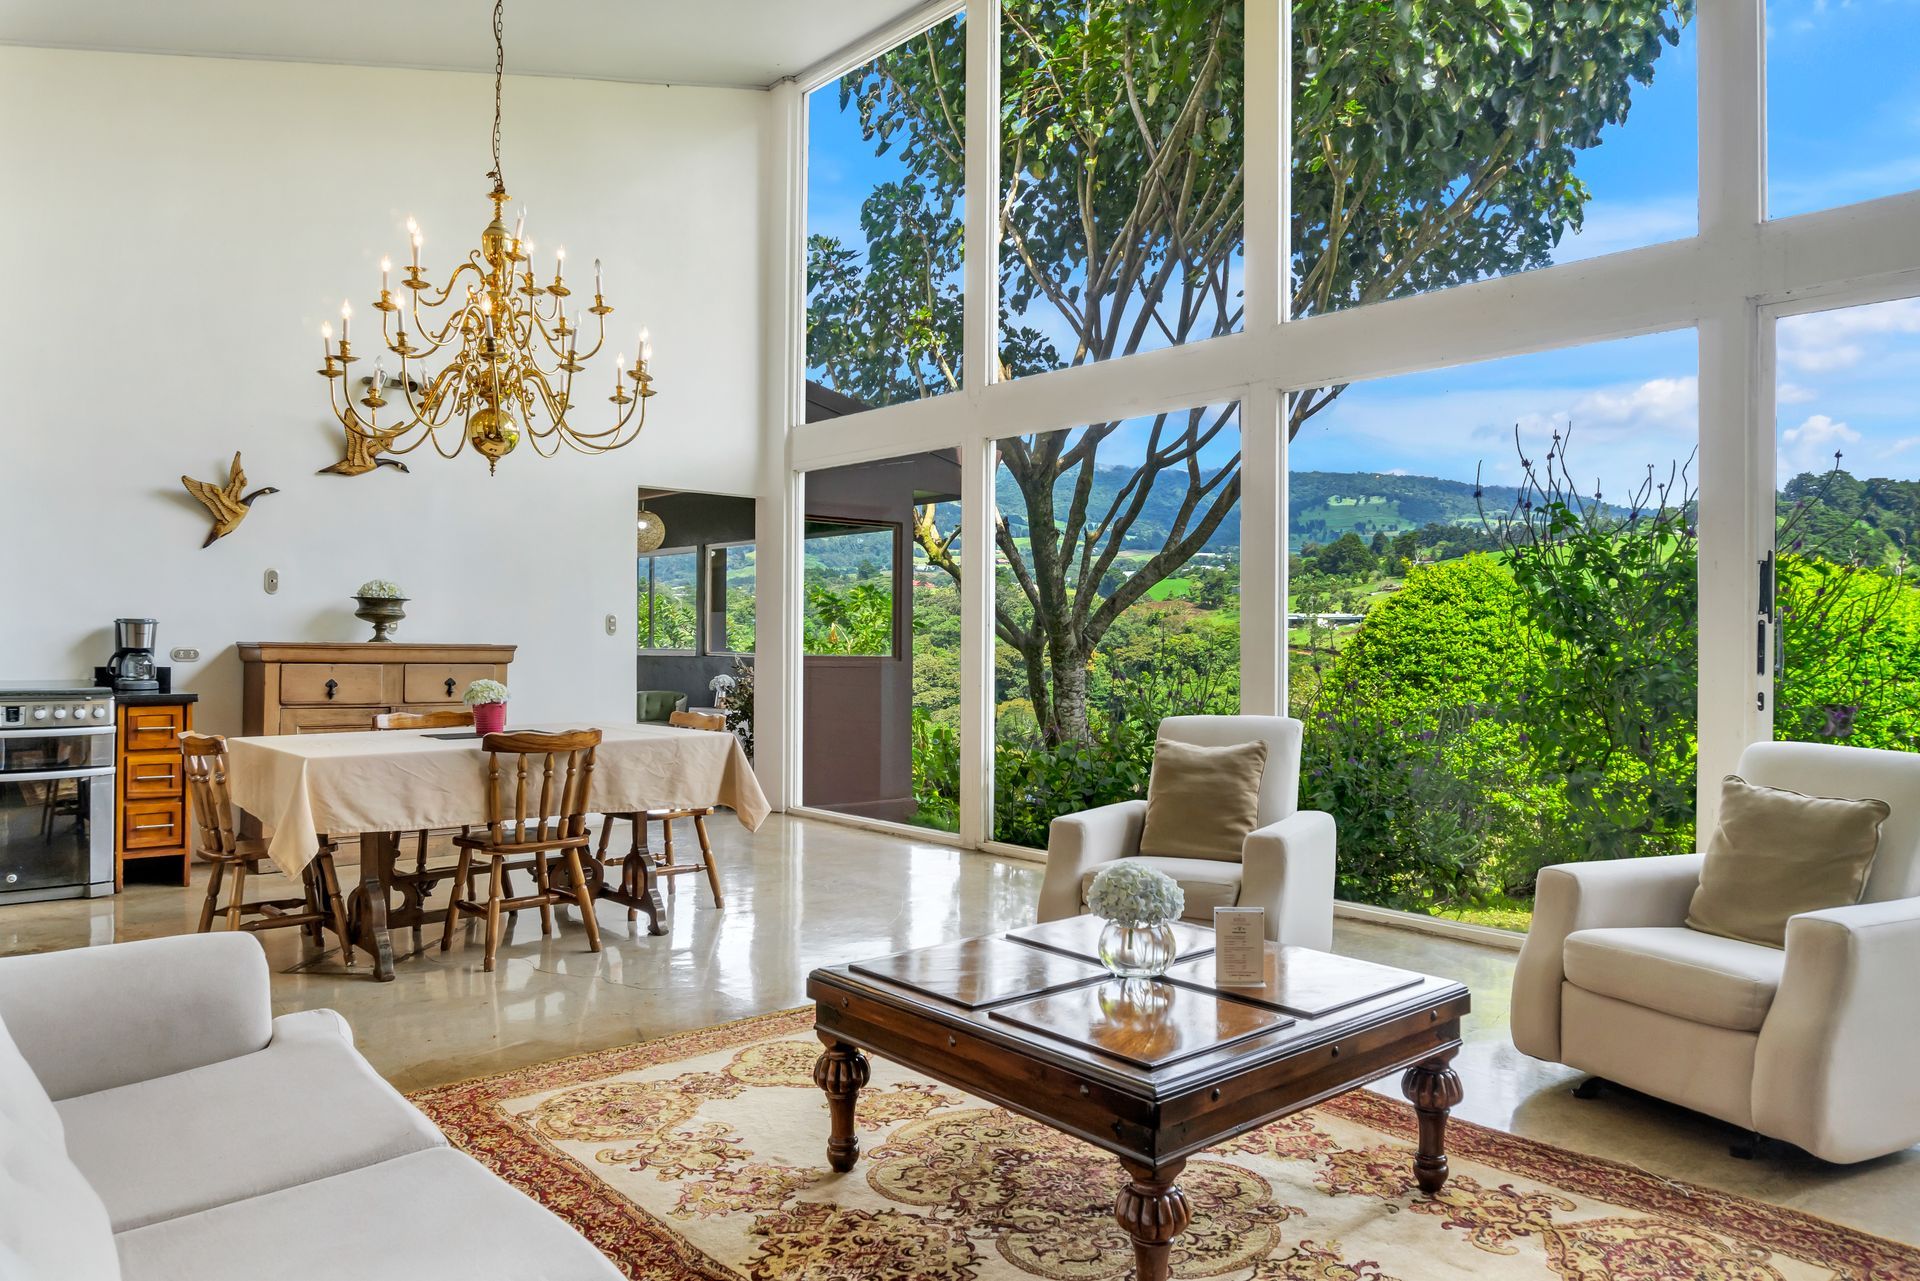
left=2, top=725, right=116, bottom=739
left=3, top=766, right=115, bottom=782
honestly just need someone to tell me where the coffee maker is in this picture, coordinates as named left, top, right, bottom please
left=108, top=618, right=160, bottom=692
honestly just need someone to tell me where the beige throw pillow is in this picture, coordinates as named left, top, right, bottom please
left=1138, top=737, right=1269, bottom=862
left=1686, top=774, right=1889, bottom=948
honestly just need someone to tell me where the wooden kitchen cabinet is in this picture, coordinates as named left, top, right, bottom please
left=114, top=694, right=195, bottom=888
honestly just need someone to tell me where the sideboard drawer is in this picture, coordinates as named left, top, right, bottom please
left=124, top=751, right=183, bottom=799
left=403, top=664, right=498, bottom=704
left=278, top=707, right=384, bottom=734
left=123, top=705, right=186, bottom=752
left=123, top=799, right=184, bottom=850
left=281, top=664, right=385, bottom=706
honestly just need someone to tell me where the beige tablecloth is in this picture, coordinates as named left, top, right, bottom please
left=226, top=722, right=770, bottom=876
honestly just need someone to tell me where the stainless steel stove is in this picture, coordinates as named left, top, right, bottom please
left=0, top=681, right=116, bottom=903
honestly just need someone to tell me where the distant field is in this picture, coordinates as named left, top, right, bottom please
left=1145, top=577, right=1192, bottom=601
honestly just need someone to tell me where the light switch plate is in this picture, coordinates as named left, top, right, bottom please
left=169, top=647, right=200, bottom=663
left=263, top=569, right=280, bottom=595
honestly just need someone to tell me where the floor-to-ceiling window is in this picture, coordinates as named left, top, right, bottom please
left=992, top=406, right=1242, bottom=846
left=1288, top=332, right=1698, bottom=926
left=783, top=0, right=1920, bottom=920
left=1772, top=297, right=1920, bottom=750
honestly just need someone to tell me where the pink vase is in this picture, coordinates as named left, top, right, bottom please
left=472, top=702, right=507, bottom=735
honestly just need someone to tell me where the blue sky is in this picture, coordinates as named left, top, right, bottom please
left=809, top=2, right=1920, bottom=496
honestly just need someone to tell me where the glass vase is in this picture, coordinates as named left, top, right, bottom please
left=1097, top=920, right=1178, bottom=979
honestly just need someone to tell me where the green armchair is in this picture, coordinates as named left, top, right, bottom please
left=636, top=690, right=688, bottom=723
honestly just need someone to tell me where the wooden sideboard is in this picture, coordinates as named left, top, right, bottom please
left=238, top=642, right=517, bottom=737
left=115, top=693, right=196, bottom=888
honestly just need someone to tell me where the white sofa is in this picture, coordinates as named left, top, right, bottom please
left=1511, top=740, right=1920, bottom=1164
left=1037, top=715, right=1337, bottom=947
left=0, top=932, right=621, bottom=1281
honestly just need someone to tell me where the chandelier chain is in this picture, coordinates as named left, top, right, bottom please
left=489, top=0, right=505, bottom=190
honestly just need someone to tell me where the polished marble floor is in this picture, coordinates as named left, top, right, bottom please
left=4, top=813, right=1914, bottom=1245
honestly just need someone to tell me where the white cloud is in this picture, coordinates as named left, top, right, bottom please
left=1777, top=381, right=1818, bottom=405
left=1294, top=371, right=1700, bottom=500
left=1778, top=413, right=1862, bottom=477
left=1779, top=297, right=1920, bottom=373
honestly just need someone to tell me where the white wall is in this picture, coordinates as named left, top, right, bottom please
left=0, top=47, right=770, bottom=734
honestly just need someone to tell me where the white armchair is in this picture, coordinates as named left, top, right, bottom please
left=1511, top=739, right=1920, bottom=1163
left=1036, top=715, right=1336, bottom=947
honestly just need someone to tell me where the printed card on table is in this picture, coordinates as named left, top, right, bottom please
left=1213, top=906, right=1266, bottom=986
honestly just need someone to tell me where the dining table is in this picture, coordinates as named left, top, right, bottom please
left=225, top=721, right=770, bottom=980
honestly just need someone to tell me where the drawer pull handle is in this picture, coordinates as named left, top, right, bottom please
left=133, top=820, right=175, bottom=832
left=325, top=679, right=338, bottom=701
left=135, top=716, right=170, bottom=729
left=445, top=677, right=457, bottom=698
left=134, top=771, right=173, bottom=781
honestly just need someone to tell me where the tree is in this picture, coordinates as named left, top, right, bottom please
left=1313, top=531, right=1378, bottom=579
left=810, top=0, right=1692, bottom=744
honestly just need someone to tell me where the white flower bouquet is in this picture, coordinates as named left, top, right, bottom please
left=462, top=678, right=510, bottom=707
left=1086, top=861, right=1184, bottom=928
left=355, top=579, right=406, bottom=599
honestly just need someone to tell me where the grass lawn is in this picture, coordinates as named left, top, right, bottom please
left=1429, top=895, right=1533, bottom=933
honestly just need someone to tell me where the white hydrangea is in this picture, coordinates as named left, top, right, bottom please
left=462, top=678, right=510, bottom=707
left=1086, top=861, right=1184, bottom=928
left=355, top=579, right=406, bottom=599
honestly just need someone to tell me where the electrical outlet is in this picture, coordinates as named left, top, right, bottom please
left=169, top=647, right=200, bottom=663
left=604, top=613, right=618, bottom=636
left=263, top=569, right=280, bottom=595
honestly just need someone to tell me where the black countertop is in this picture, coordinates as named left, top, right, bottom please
left=115, top=691, right=199, bottom=706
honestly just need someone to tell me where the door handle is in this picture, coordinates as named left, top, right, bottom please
left=325, top=679, right=338, bottom=701
left=445, top=677, right=457, bottom=698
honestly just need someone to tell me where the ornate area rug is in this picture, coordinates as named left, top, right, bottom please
left=410, top=1008, right=1918, bottom=1280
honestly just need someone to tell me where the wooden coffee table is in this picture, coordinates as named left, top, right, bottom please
left=808, top=915, right=1471, bottom=1281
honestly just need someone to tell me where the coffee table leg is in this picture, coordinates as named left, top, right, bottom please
left=1402, top=1049, right=1464, bottom=1194
left=812, top=1037, right=870, bottom=1172
left=1114, top=1157, right=1190, bottom=1281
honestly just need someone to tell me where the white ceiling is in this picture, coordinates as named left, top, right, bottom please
left=0, top=0, right=933, bottom=89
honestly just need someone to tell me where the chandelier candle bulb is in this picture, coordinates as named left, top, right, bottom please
left=340, top=301, right=351, bottom=342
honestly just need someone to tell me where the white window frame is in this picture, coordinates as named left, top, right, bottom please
left=637, top=545, right=701, bottom=657
left=704, top=539, right=759, bottom=657
left=755, top=0, right=1920, bottom=850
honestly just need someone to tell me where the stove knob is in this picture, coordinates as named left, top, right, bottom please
left=94, top=705, right=109, bottom=720
left=31, top=706, right=48, bottom=720
left=53, top=707, right=69, bottom=719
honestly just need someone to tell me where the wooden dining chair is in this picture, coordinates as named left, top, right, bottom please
left=371, top=709, right=480, bottom=915
left=441, top=729, right=604, bottom=972
left=181, top=733, right=352, bottom=963
left=595, top=711, right=729, bottom=916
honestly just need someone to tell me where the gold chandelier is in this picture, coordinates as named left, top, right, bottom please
left=316, top=0, right=655, bottom=473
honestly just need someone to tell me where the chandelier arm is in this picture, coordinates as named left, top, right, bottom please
left=565, top=391, right=647, bottom=444
left=411, top=257, right=488, bottom=313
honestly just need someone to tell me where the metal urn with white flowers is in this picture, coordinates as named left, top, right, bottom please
left=463, top=678, right=510, bottom=735
left=1086, top=861, right=1185, bottom=979
left=353, top=579, right=409, bottom=642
